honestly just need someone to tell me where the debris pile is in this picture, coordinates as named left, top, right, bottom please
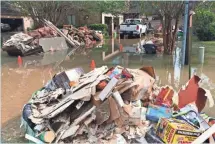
left=21, top=66, right=215, bottom=144
left=62, top=26, right=102, bottom=48
left=2, top=32, right=43, bottom=56
left=143, top=37, right=164, bottom=54
left=2, top=20, right=103, bottom=56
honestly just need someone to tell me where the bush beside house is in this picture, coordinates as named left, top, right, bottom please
left=88, top=24, right=109, bottom=37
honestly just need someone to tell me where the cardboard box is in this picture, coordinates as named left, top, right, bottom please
left=146, top=104, right=172, bottom=122
left=156, top=118, right=202, bottom=144
left=51, top=68, right=84, bottom=90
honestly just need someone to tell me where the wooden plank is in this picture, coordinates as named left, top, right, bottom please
left=57, top=106, right=96, bottom=141
left=192, top=124, right=215, bottom=144
left=99, top=77, right=118, bottom=101
left=43, top=19, right=79, bottom=47
left=46, top=100, right=75, bottom=118
left=34, top=86, right=91, bottom=118
left=61, top=125, right=80, bottom=139
left=72, top=106, right=96, bottom=126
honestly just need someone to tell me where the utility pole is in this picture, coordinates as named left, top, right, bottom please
left=182, top=0, right=189, bottom=65
left=185, top=11, right=190, bottom=66
left=188, top=10, right=195, bottom=79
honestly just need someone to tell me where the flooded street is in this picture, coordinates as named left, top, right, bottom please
left=1, top=36, right=215, bottom=142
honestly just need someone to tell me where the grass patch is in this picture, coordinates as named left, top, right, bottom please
left=190, top=37, right=215, bottom=64
left=192, top=39, right=215, bottom=54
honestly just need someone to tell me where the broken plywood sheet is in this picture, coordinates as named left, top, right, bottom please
left=32, top=84, right=92, bottom=118
left=39, top=37, right=68, bottom=52
left=73, top=67, right=108, bottom=92
left=178, top=75, right=207, bottom=112
left=31, top=99, right=74, bottom=119
left=99, top=77, right=118, bottom=101
left=61, top=125, right=80, bottom=139
left=106, top=97, right=120, bottom=123
left=96, top=100, right=110, bottom=125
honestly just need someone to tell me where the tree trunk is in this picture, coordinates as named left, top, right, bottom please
left=162, top=16, right=167, bottom=53
left=163, top=15, right=173, bottom=54
left=163, top=15, right=179, bottom=55
left=166, top=17, right=172, bottom=54
left=170, top=18, right=179, bottom=54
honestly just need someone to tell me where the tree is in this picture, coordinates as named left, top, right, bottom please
left=11, top=1, right=96, bottom=28
left=10, top=1, right=129, bottom=28
left=138, top=1, right=156, bottom=18
left=93, top=1, right=129, bottom=16
left=193, top=1, right=215, bottom=41
left=142, top=1, right=186, bottom=54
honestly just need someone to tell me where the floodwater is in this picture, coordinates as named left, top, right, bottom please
left=1, top=36, right=215, bottom=142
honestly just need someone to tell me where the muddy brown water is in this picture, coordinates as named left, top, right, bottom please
left=1, top=37, right=215, bottom=142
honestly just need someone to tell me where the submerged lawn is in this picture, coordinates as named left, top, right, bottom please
left=191, top=38, right=215, bottom=64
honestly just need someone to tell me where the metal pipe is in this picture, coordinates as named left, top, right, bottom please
left=198, top=47, right=205, bottom=64
left=182, top=0, right=189, bottom=65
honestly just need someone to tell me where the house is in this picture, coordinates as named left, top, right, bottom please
left=1, top=2, right=123, bottom=35
left=64, top=10, right=123, bottom=35
left=1, top=1, right=34, bottom=32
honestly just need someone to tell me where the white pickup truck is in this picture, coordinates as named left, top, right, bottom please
left=119, top=19, right=147, bottom=38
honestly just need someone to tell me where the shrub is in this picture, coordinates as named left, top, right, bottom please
left=88, top=24, right=108, bottom=32
left=88, top=24, right=109, bottom=37
left=193, top=10, right=215, bottom=41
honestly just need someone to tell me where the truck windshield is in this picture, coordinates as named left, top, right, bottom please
left=125, top=20, right=141, bottom=24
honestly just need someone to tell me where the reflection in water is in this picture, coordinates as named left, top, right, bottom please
left=122, top=39, right=145, bottom=54
left=102, top=39, right=120, bottom=61
left=173, top=47, right=182, bottom=88
left=122, top=53, right=129, bottom=67
left=112, top=56, right=121, bottom=65
left=190, top=67, right=197, bottom=78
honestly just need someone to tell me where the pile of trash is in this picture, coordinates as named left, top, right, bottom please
left=62, top=26, right=103, bottom=48
left=2, top=20, right=103, bottom=56
left=27, top=27, right=58, bottom=44
left=143, top=37, right=164, bottom=54
left=2, top=27, right=57, bottom=56
left=2, top=32, right=42, bottom=56
left=21, top=65, right=215, bottom=144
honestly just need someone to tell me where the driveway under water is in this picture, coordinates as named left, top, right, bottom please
left=1, top=36, right=215, bottom=142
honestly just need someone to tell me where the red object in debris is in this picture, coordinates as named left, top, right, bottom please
left=121, top=68, right=133, bottom=79
left=17, top=55, right=23, bottom=67
left=208, top=119, right=215, bottom=139
left=90, top=60, right=96, bottom=70
left=178, top=75, right=207, bottom=112
left=97, top=80, right=108, bottom=90
left=93, top=40, right=96, bottom=44
left=155, top=86, right=174, bottom=107
left=119, top=44, right=123, bottom=52
left=136, top=25, right=139, bottom=30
